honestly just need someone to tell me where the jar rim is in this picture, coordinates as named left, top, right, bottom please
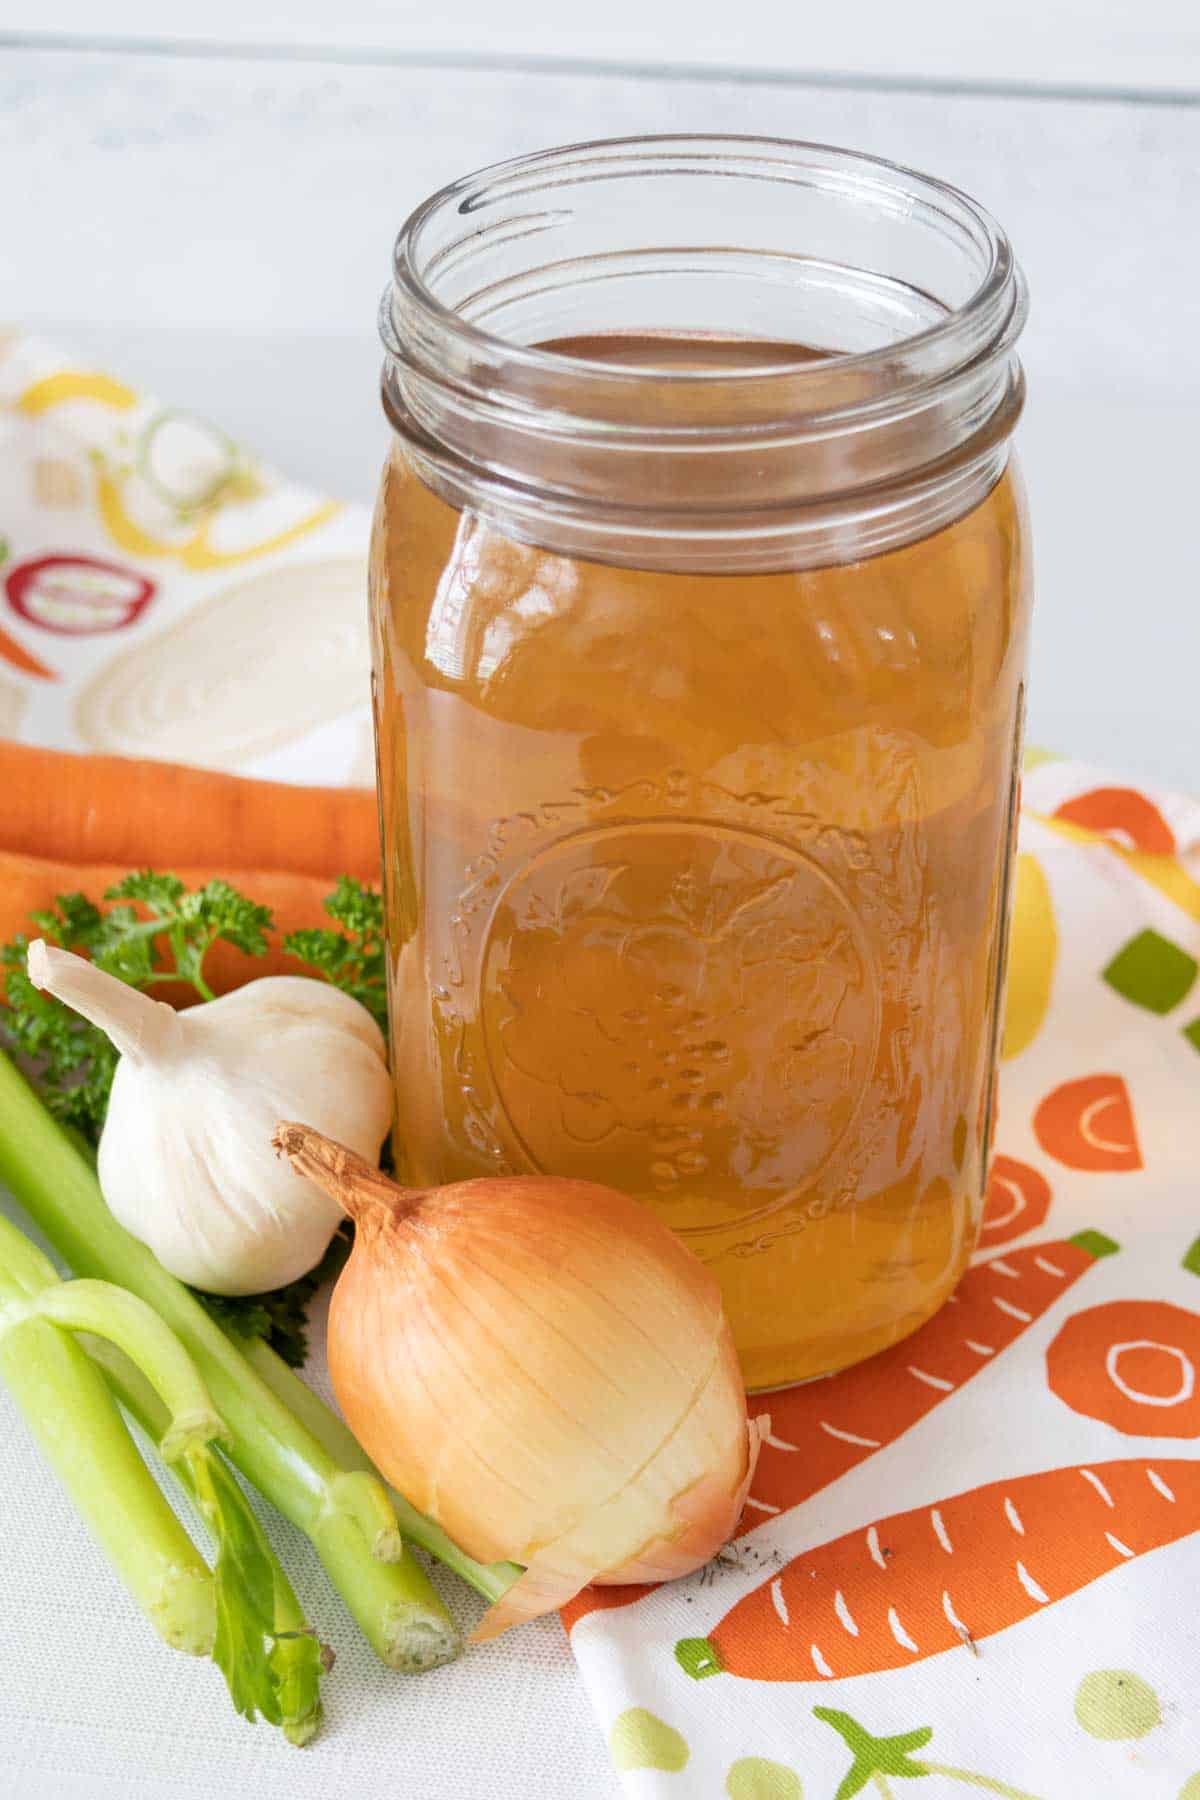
left=380, top=134, right=1027, bottom=572
left=387, top=132, right=1024, bottom=412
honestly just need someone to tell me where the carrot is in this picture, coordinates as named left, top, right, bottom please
left=0, top=846, right=339, bottom=998
left=677, top=1457, right=1200, bottom=1683
left=978, top=1155, right=1052, bottom=1249
left=1034, top=1073, right=1142, bottom=1172
left=1054, top=785, right=1175, bottom=855
left=0, top=741, right=379, bottom=882
left=0, top=627, right=56, bottom=681
left=561, top=1229, right=1117, bottom=1632
left=1048, top=1298, right=1200, bottom=1438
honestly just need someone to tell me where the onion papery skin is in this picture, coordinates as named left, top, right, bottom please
left=295, top=1138, right=758, bottom=1639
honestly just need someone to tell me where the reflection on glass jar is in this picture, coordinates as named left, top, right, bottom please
left=371, top=139, right=1031, bottom=1390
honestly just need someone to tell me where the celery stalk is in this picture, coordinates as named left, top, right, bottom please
left=0, top=1215, right=326, bottom=1739
left=0, top=1217, right=215, bottom=1656
left=0, top=1313, right=217, bottom=1651
left=243, top=1336, right=521, bottom=1605
left=0, top=1048, right=458, bottom=1672
left=85, top=1336, right=325, bottom=1743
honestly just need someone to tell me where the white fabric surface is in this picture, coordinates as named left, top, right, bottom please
left=0, top=1279, right=617, bottom=1799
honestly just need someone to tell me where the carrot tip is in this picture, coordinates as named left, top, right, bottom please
left=674, top=1636, right=723, bottom=1680
left=1070, top=1228, right=1120, bottom=1261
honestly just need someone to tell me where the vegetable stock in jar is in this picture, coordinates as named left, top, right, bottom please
left=371, top=137, right=1031, bottom=1390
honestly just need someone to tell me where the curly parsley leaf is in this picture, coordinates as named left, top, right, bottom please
left=1, top=892, right=118, bottom=1140
left=282, top=876, right=388, bottom=1029
left=103, top=872, right=273, bottom=1000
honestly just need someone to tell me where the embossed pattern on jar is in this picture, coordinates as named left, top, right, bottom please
left=371, top=426, right=1030, bottom=1389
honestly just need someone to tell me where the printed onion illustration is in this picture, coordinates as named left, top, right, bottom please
left=5, top=554, right=155, bottom=636
left=1047, top=1300, right=1200, bottom=1437
left=1033, top=1074, right=1142, bottom=1172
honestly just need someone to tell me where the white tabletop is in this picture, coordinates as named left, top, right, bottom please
left=1, top=24, right=1198, bottom=1800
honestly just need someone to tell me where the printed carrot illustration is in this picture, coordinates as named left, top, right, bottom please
left=0, top=623, right=56, bottom=681
left=977, top=1155, right=1052, bottom=1250
left=1048, top=1297, right=1200, bottom=1438
left=676, top=1458, right=1200, bottom=1684
left=738, top=1233, right=1116, bottom=1532
left=1033, top=1074, right=1142, bottom=1172
left=1054, top=786, right=1175, bottom=855
left=561, top=1230, right=1116, bottom=1632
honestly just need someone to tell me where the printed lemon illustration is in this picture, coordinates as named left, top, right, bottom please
left=480, top=821, right=878, bottom=1231
left=1074, top=1669, right=1160, bottom=1740
left=609, top=1708, right=689, bottom=1772
left=1002, top=852, right=1056, bottom=1059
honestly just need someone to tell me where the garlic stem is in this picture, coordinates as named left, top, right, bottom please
left=272, top=1122, right=420, bottom=1226
left=27, top=938, right=180, bottom=1064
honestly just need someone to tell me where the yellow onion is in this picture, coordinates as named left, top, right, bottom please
left=272, top=1123, right=764, bottom=1640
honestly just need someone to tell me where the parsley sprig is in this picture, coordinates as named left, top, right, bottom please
left=281, top=874, right=388, bottom=1029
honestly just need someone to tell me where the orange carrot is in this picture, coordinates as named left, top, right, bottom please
left=678, top=1457, right=1200, bottom=1683
left=1048, top=1299, right=1200, bottom=1438
left=1055, top=785, right=1175, bottom=854
left=0, top=741, right=379, bottom=882
left=978, top=1155, right=1052, bottom=1249
left=561, top=1229, right=1117, bottom=1632
left=0, top=846, right=341, bottom=998
left=0, top=628, right=56, bottom=681
left=1034, top=1073, right=1142, bottom=1172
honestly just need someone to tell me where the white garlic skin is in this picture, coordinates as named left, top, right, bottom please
left=98, top=977, right=392, bottom=1295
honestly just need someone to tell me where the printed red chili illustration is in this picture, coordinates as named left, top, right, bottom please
left=6, top=554, right=156, bottom=636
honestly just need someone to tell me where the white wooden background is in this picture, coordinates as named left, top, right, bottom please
left=2, top=25, right=1198, bottom=784
left=0, top=15, right=1198, bottom=1800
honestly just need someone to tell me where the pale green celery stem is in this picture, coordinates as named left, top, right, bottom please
left=243, top=1337, right=522, bottom=1606
left=31, top=1279, right=224, bottom=1460
left=0, top=1221, right=214, bottom=1655
left=0, top=1051, right=458, bottom=1670
left=88, top=1339, right=322, bottom=1742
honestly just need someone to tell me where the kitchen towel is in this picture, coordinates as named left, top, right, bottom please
left=564, top=764, right=1200, bottom=1799
left=0, top=332, right=374, bottom=785
left=3, top=336, right=1199, bottom=1800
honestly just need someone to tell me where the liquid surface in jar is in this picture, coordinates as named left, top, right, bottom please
left=370, top=332, right=1031, bottom=1391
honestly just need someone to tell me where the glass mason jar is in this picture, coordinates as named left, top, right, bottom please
left=370, top=136, right=1031, bottom=1391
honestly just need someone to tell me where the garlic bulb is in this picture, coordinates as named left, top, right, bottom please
left=28, top=943, right=392, bottom=1294
left=274, top=1123, right=765, bottom=1640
